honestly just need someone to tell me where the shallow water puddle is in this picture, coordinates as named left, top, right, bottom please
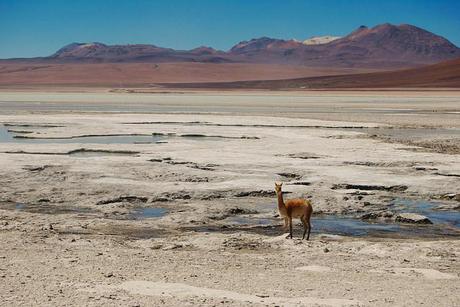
left=0, top=124, right=241, bottom=145
left=68, top=149, right=138, bottom=157
left=221, top=212, right=459, bottom=238
left=223, top=215, right=401, bottom=236
left=0, top=125, right=14, bottom=142
left=15, top=203, right=25, bottom=210
left=352, top=127, right=460, bottom=141
left=313, top=216, right=402, bottom=237
left=1, top=201, right=94, bottom=215
left=311, top=216, right=459, bottom=238
left=0, top=125, right=165, bottom=144
left=390, top=198, right=460, bottom=227
left=5, top=148, right=139, bottom=157
left=225, top=215, right=275, bottom=226
left=131, top=207, right=167, bottom=219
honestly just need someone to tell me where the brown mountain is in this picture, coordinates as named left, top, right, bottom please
left=228, top=24, right=460, bottom=67
left=314, top=23, right=460, bottom=67
left=160, top=57, right=460, bottom=89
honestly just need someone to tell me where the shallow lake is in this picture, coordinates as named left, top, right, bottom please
left=0, top=125, right=165, bottom=144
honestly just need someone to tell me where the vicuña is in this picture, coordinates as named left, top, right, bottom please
left=275, top=182, right=313, bottom=240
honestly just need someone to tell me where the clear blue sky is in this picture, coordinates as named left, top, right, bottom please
left=1, top=0, right=460, bottom=59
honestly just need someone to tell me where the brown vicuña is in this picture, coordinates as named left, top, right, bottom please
left=275, top=182, right=313, bottom=240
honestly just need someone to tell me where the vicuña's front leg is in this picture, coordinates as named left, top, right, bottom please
left=283, top=217, right=289, bottom=231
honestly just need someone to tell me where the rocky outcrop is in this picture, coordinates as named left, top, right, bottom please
left=395, top=213, right=433, bottom=224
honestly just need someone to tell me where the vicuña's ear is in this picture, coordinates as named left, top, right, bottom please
left=279, top=182, right=283, bottom=186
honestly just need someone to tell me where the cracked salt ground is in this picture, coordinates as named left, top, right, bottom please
left=1, top=93, right=460, bottom=306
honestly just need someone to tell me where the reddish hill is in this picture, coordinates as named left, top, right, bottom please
left=47, top=42, right=232, bottom=64
left=159, top=57, right=460, bottom=89
left=315, top=24, right=460, bottom=67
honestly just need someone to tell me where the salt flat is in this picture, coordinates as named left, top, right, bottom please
left=0, top=90, right=459, bottom=306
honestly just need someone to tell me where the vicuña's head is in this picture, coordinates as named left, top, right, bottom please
left=274, top=182, right=283, bottom=194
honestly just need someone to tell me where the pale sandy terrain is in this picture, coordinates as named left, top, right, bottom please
left=0, top=91, right=459, bottom=306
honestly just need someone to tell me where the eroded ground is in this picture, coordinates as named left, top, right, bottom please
left=0, top=91, right=459, bottom=306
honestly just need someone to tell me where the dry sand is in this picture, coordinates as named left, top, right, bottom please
left=0, top=91, right=459, bottom=306
left=0, top=63, right=377, bottom=87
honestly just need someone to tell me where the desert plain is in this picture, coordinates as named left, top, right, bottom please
left=0, top=90, right=459, bottom=306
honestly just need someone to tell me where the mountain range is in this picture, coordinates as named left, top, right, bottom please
left=4, top=23, right=460, bottom=69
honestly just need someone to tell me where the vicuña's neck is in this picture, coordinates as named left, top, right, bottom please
left=277, top=192, right=285, bottom=209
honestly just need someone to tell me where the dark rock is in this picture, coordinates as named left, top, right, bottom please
left=97, top=196, right=148, bottom=205
left=23, top=165, right=52, bottom=172
left=360, top=213, right=378, bottom=220
left=200, top=192, right=226, bottom=200
left=149, top=156, right=219, bottom=171
left=395, top=213, right=432, bottom=224
left=234, top=190, right=276, bottom=197
left=227, top=207, right=258, bottom=215
left=151, top=192, right=192, bottom=202
left=148, top=158, right=163, bottom=162
left=379, top=211, right=395, bottom=218
left=434, top=172, right=460, bottom=178
left=348, top=191, right=374, bottom=196
left=165, top=161, right=190, bottom=165
left=287, top=181, right=311, bottom=186
left=332, top=183, right=408, bottom=192
left=152, top=197, right=168, bottom=202
left=183, top=176, right=209, bottom=182
left=277, top=173, right=302, bottom=180
left=440, top=193, right=460, bottom=202
left=286, top=153, right=321, bottom=159
left=189, top=164, right=216, bottom=171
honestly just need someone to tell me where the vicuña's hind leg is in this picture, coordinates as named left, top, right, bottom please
left=306, top=220, right=311, bottom=241
left=288, top=216, right=293, bottom=239
left=301, top=217, right=308, bottom=239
